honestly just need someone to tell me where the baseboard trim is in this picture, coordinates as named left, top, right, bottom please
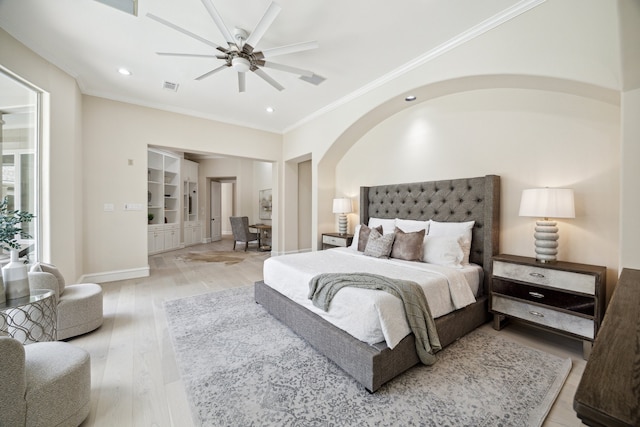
left=79, top=266, right=150, bottom=284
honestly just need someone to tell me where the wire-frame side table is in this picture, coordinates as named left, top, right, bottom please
left=0, top=289, right=57, bottom=344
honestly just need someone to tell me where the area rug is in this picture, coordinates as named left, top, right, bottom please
left=176, top=250, right=261, bottom=265
left=165, top=286, right=571, bottom=427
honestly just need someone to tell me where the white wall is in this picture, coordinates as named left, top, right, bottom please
left=298, top=160, right=312, bottom=251
left=3, top=0, right=638, bottom=288
left=81, top=96, right=281, bottom=281
left=0, top=28, right=84, bottom=282
left=282, top=0, right=629, bottom=298
left=337, top=88, right=620, bottom=293
left=220, top=182, right=233, bottom=235
left=619, top=0, right=640, bottom=270
left=198, top=157, right=272, bottom=239
left=620, top=88, right=640, bottom=270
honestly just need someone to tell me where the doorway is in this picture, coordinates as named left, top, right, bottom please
left=210, top=179, right=235, bottom=241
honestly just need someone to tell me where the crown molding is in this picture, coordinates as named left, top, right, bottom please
left=285, top=0, right=546, bottom=134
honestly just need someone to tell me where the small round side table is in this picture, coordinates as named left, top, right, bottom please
left=0, top=289, right=57, bottom=344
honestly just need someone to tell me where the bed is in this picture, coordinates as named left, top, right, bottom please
left=254, top=175, right=500, bottom=392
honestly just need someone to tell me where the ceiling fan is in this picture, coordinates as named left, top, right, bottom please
left=147, top=0, right=322, bottom=92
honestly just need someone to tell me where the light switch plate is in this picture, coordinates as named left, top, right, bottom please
left=124, top=203, right=143, bottom=211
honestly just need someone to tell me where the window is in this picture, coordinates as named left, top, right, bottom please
left=0, top=68, right=40, bottom=262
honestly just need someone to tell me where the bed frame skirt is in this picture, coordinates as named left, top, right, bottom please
left=255, top=280, right=490, bottom=392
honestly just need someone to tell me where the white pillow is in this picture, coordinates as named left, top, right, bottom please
left=422, top=235, right=465, bottom=268
left=368, top=217, right=396, bottom=235
left=428, top=220, right=475, bottom=265
left=395, top=218, right=430, bottom=234
left=349, top=224, right=361, bottom=250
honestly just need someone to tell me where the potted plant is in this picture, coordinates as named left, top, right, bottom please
left=148, top=213, right=154, bottom=224
left=0, top=196, right=35, bottom=301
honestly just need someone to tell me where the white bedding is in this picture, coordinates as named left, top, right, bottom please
left=263, top=247, right=482, bottom=349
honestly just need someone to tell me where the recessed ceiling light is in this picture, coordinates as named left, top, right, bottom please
left=118, top=68, right=132, bottom=76
left=405, top=95, right=417, bottom=102
left=266, top=107, right=274, bottom=113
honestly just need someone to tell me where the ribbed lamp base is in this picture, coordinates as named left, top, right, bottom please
left=533, top=220, right=559, bottom=263
left=338, top=214, right=348, bottom=235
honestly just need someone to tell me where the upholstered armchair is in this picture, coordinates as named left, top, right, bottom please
left=27, top=263, right=103, bottom=340
left=229, top=216, right=259, bottom=251
left=0, top=336, right=91, bottom=426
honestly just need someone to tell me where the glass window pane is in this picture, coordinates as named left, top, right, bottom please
left=0, top=70, right=39, bottom=261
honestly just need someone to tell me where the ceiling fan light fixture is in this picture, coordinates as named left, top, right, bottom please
left=232, top=57, right=251, bottom=73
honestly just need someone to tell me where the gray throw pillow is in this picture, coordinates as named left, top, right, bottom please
left=358, top=224, right=383, bottom=252
left=390, top=227, right=425, bottom=261
left=364, top=228, right=395, bottom=258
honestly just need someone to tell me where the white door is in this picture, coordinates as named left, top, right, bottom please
left=210, top=181, right=222, bottom=242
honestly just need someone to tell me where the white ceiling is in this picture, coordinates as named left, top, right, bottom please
left=0, top=0, right=528, bottom=133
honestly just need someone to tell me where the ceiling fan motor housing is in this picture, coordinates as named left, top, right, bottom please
left=231, top=56, right=251, bottom=72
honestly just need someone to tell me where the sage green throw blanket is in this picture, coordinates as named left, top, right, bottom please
left=308, top=272, right=441, bottom=365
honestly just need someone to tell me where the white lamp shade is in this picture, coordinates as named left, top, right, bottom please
left=519, top=188, right=575, bottom=219
left=332, top=198, right=352, bottom=214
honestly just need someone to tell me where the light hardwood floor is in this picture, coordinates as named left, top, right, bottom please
left=72, top=236, right=586, bottom=426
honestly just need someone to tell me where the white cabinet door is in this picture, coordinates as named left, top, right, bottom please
left=193, top=225, right=202, bottom=245
left=183, top=223, right=201, bottom=246
left=183, top=225, right=192, bottom=246
left=164, top=226, right=180, bottom=250
left=148, top=228, right=164, bottom=253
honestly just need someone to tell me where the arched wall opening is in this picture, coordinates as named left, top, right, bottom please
left=314, top=74, right=620, bottom=292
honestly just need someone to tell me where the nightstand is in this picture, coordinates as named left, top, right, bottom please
left=490, top=254, right=606, bottom=359
left=322, top=233, right=353, bottom=249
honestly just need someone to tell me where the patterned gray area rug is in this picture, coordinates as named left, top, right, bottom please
left=165, top=286, right=571, bottom=427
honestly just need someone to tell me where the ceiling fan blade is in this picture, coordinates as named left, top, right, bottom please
left=195, top=64, right=229, bottom=81
left=200, top=0, right=236, bottom=46
left=259, top=61, right=314, bottom=77
left=238, top=72, right=246, bottom=93
left=259, top=41, right=319, bottom=58
left=156, top=52, right=219, bottom=58
left=253, top=68, right=284, bottom=91
left=243, top=2, right=282, bottom=52
left=146, top=13, right=223, bottom=51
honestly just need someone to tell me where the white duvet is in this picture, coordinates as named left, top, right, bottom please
left=263, top=247, right=481, bottom=349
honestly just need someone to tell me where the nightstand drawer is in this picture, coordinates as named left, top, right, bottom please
left=493, top=260, right=595, bottom=295
left=322, top=235, right=349, bottom=247
left=493, top=278, right=595, bottom=316
left=492, top=295, right=594, bottom=339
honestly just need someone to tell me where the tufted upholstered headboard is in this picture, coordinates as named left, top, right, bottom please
left=359, top=175, right=500, bottom=296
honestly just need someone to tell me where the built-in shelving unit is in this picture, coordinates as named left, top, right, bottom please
left=148, top=148, right=181, bottom=254
left=182, top=158, right=201, bottom=246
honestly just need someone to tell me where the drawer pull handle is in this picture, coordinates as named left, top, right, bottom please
left=529, top=310, right=544, bottom=318
left=529, top=292, right=545, bottom=299
left=529, top=272, right=545, bottom=279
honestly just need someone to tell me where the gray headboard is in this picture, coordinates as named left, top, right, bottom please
left=359, top=175, right=500, bottom=296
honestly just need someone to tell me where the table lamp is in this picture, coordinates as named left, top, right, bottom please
left=332, top=198, right=352, bottom=235
left=519, top=188, right=575, bottom=263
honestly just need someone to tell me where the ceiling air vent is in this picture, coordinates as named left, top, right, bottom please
left=94, top=0, right=137, bottom=16
left=163, top=81, right=179, bottom=92
left=299, top=73, right=326, bottom=86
